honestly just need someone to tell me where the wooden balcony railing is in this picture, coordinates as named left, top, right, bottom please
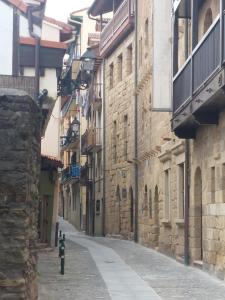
left=81, top=128, right=102, bottom=154
left=100, top=0, right=135, bottom=55
left=0, top=75, right=35, bottom=99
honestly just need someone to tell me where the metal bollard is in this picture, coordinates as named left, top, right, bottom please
left=60, top=240, right=65, bottom=275
left=55, top=222, right=59, bottom=247
left=58, top=231, right=63, bottom=257
left=63, top=233, right=65, bottom=242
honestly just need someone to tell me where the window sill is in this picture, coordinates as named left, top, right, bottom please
left=161, top=219, right=171, bottom=227
left=175, top=219, right=184, bottom=227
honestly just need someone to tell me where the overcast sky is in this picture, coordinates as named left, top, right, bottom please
left=45, top=0, right=94, bottom=22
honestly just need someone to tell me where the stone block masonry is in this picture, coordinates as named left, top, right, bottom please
left=0, top=89, right=41, bottom=300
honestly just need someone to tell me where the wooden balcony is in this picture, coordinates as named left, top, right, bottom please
left=80, top=164, right=93, bottom=186
left=81, top=128, right=102, bottom=155
left=100, top=0, right=135, bottom=57
left=172, top=14, right=225, bottom=139
left=0, top=75, right=35, bottom=99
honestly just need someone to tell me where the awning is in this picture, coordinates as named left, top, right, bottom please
left=88, top=0, right=113, bottom=17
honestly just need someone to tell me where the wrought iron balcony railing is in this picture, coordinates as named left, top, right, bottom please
left=61, top=164, right=80, bottom=183
left=60, top=119, right=80, bottom=151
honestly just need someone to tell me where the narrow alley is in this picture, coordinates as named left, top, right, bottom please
left=38, top=219, right=225, bottom=300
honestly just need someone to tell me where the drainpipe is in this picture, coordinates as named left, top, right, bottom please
left=102, top=59, right=106, bottom=236
left=184, top=139, right=190, bottom=265
left=184, top=0, right=190, bottom=265
left=28, top=4, right=43, bottom=101
left=134, top=0, right=138, bottom=243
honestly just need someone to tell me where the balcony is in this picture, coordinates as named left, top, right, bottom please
left=172, top=5, right=225, bottom=138
left=60, top=119, right=80, bottom=151
left=89, top=83, right=102, bottom=111
left=80, top=164, right=93, bottom=186
left=100, top=0, right=135, bottom=56
left=81, top=128, right=102, bottom=155
left=0, top=75, right=35, bottom=99
left=61, top=164, right=80, bottom=183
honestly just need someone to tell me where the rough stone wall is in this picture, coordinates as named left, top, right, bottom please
left=136, top=0, right=186, bottom=259
left=0, top=89, right=41, bottom=300
left=105, top=31, right=135, bottom=239
left=189, top=110, right=225, bottom=279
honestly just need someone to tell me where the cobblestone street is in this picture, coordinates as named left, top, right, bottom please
left=38, top=219, right=225, bottom=300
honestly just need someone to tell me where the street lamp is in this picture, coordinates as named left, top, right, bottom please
left=71, top=117, right=80, bottom=136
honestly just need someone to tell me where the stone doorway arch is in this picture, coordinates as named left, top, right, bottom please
left=193, top=167, right=203, bottom=261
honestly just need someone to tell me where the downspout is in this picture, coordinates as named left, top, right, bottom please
left=134, top=0, right=138, bottom=243
left=184, top=140, right=190, bottom=265
left=102, top=59, right=106, bottom=236
left=28, top=4, right=43, bottom=101
left=184, top=0, right=190, bottom=266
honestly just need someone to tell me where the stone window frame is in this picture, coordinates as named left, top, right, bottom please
left=126, top=43, right=133, bottom=75
left=117, top=53, right=123, bottom=82
left=158, top=149, right=172, bottom=226
left=211, top=166, right=216, bottom=204
left=171, top=141, right=185, bottom=226
left=109, top=62, right=114, bottom=89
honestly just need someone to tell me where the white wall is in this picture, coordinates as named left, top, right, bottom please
left=152, top=0, right=172, bottom=110
left=40, top=68, right=58, bottom=98
left=20, top=15, right=41, bottom=38
left=42, top=21, right=60, bottom=42
left=0, top=1, right=13, bottom=75
left=41, top=97, right=60, bottom=158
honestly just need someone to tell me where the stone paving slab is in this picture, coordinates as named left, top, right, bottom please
left=38, top=239, right=110, bottom=300
left=38, top=219, right=225, bottom=300
left=93, top=238, right=225, bottom=300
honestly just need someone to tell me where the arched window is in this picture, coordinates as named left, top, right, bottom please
left=204, top=8, right=213, bottom=34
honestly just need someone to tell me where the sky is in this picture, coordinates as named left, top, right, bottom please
left=45, top=0, right=94, bottom=22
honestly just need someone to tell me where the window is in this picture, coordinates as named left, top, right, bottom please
left=149, top=189, right=152, bottom=218
left=109, top=63, right=114, bottom=89
left=204, top=8, right=213, bottom=34
left=123, top=115, right=128, bottom=160
left=145, top=18, right=149, bottom=47
left=139, top=37, right=143, bottom=66
left=117, top=54, right=123, bottom=82
left=164, top=169, right=170, bottom=220
left=178, top=163, right=185, bottom=219
left=96, top=199, right=101, bottom=215
left=113, top=121, right=117, bottom=163
left=211, top=166, right=215, bottom=203
left=127, top=44, right=133, bottom=75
